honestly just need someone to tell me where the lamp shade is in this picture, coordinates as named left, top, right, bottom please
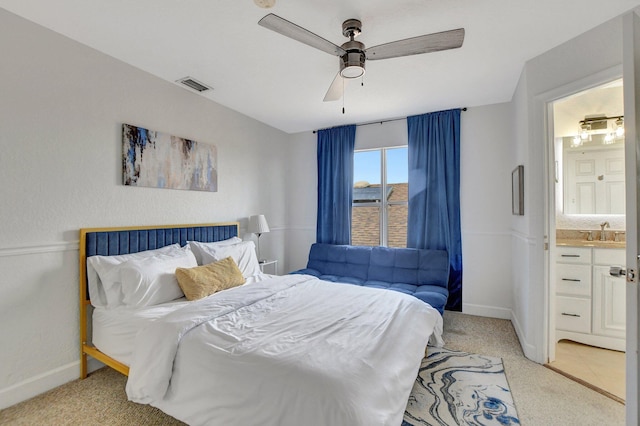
left=248, top=215, right=270, bottom=234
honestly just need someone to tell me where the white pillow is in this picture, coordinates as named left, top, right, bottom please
left=188, top=237, right=242, bottom=265
left=87, top=244, right=184, bottom=308
left=119, top=250, right=198, bottom=307
left=199, top=241, right=262, bottom=278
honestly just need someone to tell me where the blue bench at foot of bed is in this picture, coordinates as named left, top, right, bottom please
left=290, top=243, right=450, bottom=314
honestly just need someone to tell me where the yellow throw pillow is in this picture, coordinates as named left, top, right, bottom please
left=175, top=256, right=246, bottom=301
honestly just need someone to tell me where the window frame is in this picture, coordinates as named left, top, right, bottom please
left=352, top=146, right=408, bottom=247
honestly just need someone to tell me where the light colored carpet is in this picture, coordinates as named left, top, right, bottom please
left=0, top=311, right=625, bottom=425
left=442, top=311, right=624, bottom=425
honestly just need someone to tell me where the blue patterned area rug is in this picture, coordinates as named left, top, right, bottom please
left=403, top=347, right=520, bottom=426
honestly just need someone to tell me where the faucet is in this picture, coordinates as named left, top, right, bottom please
left=580, top=231, right=593, bottom=241
left=600, top=221, right=610, bottom=241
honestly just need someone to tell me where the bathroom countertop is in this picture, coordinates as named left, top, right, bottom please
left=556, top=239, right=626, bottom=249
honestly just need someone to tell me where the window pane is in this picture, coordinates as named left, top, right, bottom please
left=352, top=147, right=408, bottom=247
left=386, top=147, right=408, bottom=185
left=386, top=147, right=407, bottom=205
left=351, top=206, right=380, bottom=246
left=387, top=204, right=407, bottom=248
left=354, top=150, right=381, bottom=185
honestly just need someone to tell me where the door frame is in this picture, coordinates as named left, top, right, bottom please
left=542, top=65, right=623, bottom=364
left=622, top=11, right=640, bottom=425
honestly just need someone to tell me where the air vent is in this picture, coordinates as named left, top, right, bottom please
left=176, top=77, right=212, bottom=93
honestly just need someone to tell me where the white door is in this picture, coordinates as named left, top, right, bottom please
left=622, top=11, right=640, bottom=425
left=564, top=148, right=625, bottom=214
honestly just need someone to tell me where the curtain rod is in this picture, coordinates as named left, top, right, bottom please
left=312, top=107, right=467, bottom=134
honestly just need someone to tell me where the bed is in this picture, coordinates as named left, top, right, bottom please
left=79, top=222, right=444, bottom=426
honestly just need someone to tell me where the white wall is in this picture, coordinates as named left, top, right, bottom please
left=510, top=13, right=626, bottom=362
left=287, top=107, right=514, bottom=319
left=286, top=131, right=317, bottom=273
left=459, top=104, right=514, bottom=319
left=0, top=9, right=291, bottom=408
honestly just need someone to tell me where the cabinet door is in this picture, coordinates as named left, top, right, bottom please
left=593, top=248, right=625, bottom=266
left=592, top=265, right=626, bottom=339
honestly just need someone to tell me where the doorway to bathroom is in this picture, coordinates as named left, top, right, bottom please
left=546, top=77, right=626, bottom=402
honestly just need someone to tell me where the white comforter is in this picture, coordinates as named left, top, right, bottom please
left=126, top=274, right=444, bottom=426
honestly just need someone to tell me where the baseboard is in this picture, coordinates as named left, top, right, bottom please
left=0, top=361, right=78, bottom=410
left=0, top=357, right=105, bottom=410
left=462, top=303, right=512, bottom=320
left=510, top=311, right=538, bottom=362
left=459, top=304, right=540, bottom=362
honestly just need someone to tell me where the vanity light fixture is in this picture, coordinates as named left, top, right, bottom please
left=571, top=135, right=582, bottom=147
left=580, top=122, right=591, bottom=140
left=615, top=117, right=625, bottom=137
left=603, top=132, right=615, bottom=144
left=575, top=115, right=624, bottom=145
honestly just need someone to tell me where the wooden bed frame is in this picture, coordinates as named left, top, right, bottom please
left=79, top=222, right=240, bottom=379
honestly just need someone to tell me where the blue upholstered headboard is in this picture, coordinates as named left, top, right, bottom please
left=80, top=222, right=239, bottom=302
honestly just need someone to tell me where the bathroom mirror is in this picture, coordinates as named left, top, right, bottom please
left=561, top=135, right=625, bottom=215
left=554, top=79, right=625, bottom=216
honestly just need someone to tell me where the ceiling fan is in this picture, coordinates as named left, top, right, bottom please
left=258, top=14, right=465, bottom=102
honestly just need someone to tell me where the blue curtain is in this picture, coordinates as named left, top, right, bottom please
left=317, top=125, right=356, bottom=244
left=407, top=109, right=462, bottom=311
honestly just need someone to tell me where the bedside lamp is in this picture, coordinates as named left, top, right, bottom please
left=248, top=214, right=270, bottom=262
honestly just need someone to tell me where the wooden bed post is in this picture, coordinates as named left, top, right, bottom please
left=79, top=229, right=88, bottom=379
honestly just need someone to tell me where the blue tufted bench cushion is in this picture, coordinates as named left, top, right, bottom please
left=291, top=243, right=449, bottom=314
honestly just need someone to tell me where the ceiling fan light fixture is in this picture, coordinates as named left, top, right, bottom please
left=341, top=65, right=365, bottom=79
left=339, top=46, right=366, bottom=79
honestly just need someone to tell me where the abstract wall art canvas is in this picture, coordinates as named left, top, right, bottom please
left=122, top=124, right=217, bottom=192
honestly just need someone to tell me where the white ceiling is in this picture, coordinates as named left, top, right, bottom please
left=554, top=79, right=624, bottom=138
left=1, top=0, right=640, bottom=134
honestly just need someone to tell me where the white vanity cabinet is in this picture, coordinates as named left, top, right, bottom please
left=555, top=246, right=625, bottom=351
left=593, top=248, right=626, bottom=340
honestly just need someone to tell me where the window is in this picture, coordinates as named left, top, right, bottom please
left=352, top=147, right=408, bottom=247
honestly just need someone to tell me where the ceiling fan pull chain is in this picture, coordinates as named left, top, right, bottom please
left=342, top=78, right=346, bottom=114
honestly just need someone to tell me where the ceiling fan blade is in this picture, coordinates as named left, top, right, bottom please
left=323, top=72, right=345, bottom=102
left=259, top=14, right=346, bottom=57
left=365, top=28, right=465, bottom=60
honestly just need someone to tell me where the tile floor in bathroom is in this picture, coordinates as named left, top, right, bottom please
left=547, top=340, right=625, bottom=403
